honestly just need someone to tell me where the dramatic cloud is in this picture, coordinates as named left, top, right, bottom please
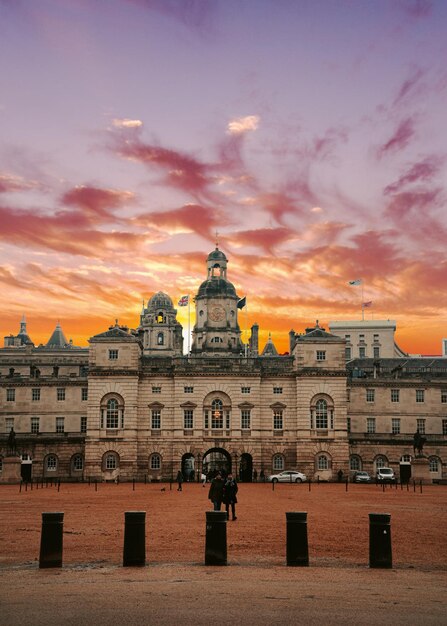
left=377, top=117, right=417, bottom=157
left=384, top=155, right=444, bottom=194
left=112, top=118, right=143, bottom=129
left=133, top=204, right=223, bottom=240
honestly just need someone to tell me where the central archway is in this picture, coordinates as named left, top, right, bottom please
left=239, top=453, right=253, bottom=482
left=202, top=447, right=231, bottom=478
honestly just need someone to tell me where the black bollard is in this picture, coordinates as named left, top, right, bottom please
left=19, top=480, right=22, bottom=493
left=95, top=480, right=98, bottom=492
left=57, top=479, right=61, bottom=492
left=123, top=511, right=146, bottom=566
left=286, top=512, right=309, bottom=566
left=39, top=512, right=64, bottom=568
left=133, top=478, right=135, bottom=491
left=369, top=513, right=392, bottom=568
left=205, top=511, right=227, bottom=565
left=345, top=479, right=348, bottom=492
left=308, top=479, right=311, bottom=492
left=272, top=480, right=275, bottom=491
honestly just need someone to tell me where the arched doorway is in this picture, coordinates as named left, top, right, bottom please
left=202, top=448, right=231, bottom=478
left=239, top=453, right=253, bottom=482
left=181, top=453, right=195, bottom=481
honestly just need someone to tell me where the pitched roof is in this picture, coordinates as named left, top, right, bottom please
left=46, top=322, right=69, bottom=348
left=261, top=334, right=279, bottom=357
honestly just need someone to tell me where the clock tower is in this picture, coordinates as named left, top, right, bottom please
left=191, top=247, right=243, bottom=354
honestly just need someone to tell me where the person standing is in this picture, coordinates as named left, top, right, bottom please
left=176, top=470, right=183, bottom=491
left=208, top=471, right=224, bottom=510
left=223, top=472, right=238, bottom=521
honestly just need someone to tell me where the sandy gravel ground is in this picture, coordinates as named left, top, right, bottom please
left=1, top=482, right=446, bottom=625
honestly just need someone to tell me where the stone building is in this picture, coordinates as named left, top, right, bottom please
left=1, top=247, right=446, bottom=483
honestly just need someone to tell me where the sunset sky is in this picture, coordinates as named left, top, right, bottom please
left=0, top=0, right=446, bottom=355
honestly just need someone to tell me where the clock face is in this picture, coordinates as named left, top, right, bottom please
left=209, top=305, right=225, bottom=322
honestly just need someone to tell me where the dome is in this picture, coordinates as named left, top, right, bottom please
left=147, top=291, right=174, bottom=311
left=197, top=278, right=237, bottom=298
left=207, top=247, right=228, bottom=263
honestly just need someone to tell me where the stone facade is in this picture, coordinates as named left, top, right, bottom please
left=1, top=249, right=446, bottom=483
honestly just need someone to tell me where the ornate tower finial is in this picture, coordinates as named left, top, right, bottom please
left=215, top=230, right=219, bottom=249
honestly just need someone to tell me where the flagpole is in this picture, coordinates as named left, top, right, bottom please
left=187, top=294, right=190, bottom=354
left=361, top=282, right=364, bottom=321
left=245, top=304, right=248, bottom=358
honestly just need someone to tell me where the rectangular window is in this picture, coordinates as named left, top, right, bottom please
left=441, top=390, right=447, bottom=404
left=366, top=389, right=375, bottom=403
left=80, top=416, right=87, bottom=433
left=31, top=417, right=40, bottom=434
left=151, top=410, right=161, bottom=430
left=81, top=388, right=88, bottom=401
left=391, top=389, right=400, bottom=403
left=367, top=417, right=376, bottom=434
left=373, top=346, right=380, bottom=358
left=152, top=386, right=161, bottom=394
left=183, top=409, right=193, bottom=429
left=241, top=409, right=251, bottom=430
left=373, top=334, right=379, bottom=342
left=273, top=410, right=283, bottom=430
left=345, top=334, right=350, bottom=341
left=32, top=388, right=41, bottom=401
left=345, top=347, right=351, bottom=360
left=211, top=410, right=223, bottom=429
left=204, top=410, right=209, bottom=429
left=359, top=347, right=366, bottom=358
left=359, top=334, right=365, bottom=341
left=443, top=419, right=447, bottom=435
left=416, top=418, right=426, bottom=434
left=416, top=389, right=425, bottom=403
left=108, top=349, right=118, bottom=360
left=184, top=386, right=194, bottom=393
left=56, top=417, right=65, bottom=433
left=5, top=417, right=14, bottom=433
left=57, top=388, right=65, bottom=401
left=241, top=387, right=251, bottom=394
left=6, top=388, right=15, bottom=402
left=392, top=418, right=400, bottom=434
left=316, top=350, right=326, bottom=361
left=273, top=387, right=283, bottom=395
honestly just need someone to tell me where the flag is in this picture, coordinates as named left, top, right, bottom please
left=178, top=295, right=189, bottom=306
left=348, top=279, right=362, bottom=286
left=362, top=301, right=373, bottom=308
left=237, top=296, right=246, bottom=309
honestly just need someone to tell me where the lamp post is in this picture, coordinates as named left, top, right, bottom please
left=234, top=452, right=238, bottom=481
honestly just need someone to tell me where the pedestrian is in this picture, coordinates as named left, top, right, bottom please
left=223, top=472, right=238, bottom=521
left=337, top=469, right=343, bottom=483
left=176, top=470, right=183, bottom=491
left=201, top=472, right=207, bottom=487
left=253, top=469, right=258, bottom=482
left=260, top=469, right=265, bottom=483
left=208, top=471, right=224, bottom=510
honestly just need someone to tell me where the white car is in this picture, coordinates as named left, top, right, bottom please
left=268, top=470, right=307, bottom=483
left=376, top=467, right=396, bottom=483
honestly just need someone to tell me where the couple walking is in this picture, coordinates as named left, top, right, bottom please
left=208, top=471, right=238, bottom=520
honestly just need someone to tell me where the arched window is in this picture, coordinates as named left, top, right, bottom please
left=72, top=454, right=83, bottom=471
left=429, top=457, right=439, bottom=472
left=350, top=455, right=361, bottom=471
left=315, top=399, right=328, bottom=429
left=106, top=398, right=119, bottom=429
left=46, top=454, right=57, bottom=471
left=100, top=394, right=124, bottom=429
left=150, top=454, right=161, bottom=470
left=375, top=455, right=387, bottom=469
left=157, top=332, right=164, bottom=345
left=317, top=455, right=329, bottom=471
left=310, top=394, right=334, bottom=430
left=211, top=398, right=223, bottom=429
left=104, top=453, right=118, bottom=470
left=273, top=454, right=284, bottom=471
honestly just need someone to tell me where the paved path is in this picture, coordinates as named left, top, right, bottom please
left=1, top=563, right=446, bottom=625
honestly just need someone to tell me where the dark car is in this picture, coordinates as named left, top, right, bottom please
left=353, top=471, right=372, bottom=483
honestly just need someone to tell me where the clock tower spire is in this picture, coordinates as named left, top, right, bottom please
left=191, top=247, right=243, bottom=355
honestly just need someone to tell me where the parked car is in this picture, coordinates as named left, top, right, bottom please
left=353, top=471, right=372, bottom=483
left=267, top=470, right=307, bottom=483
left=376, top=467, right=396, bottom=483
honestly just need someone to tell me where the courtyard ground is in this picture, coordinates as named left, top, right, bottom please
left=0, top=482, right=446, bottom=624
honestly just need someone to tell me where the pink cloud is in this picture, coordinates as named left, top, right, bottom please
left=384, top=155, right=444, bottom=194
left=377, top=117, right=417, bottom=158
left=223, top=227, right=296, bottom=254
left=62, top=185, right=134, bottom=222
left=133, top=204, right=223, bottom=240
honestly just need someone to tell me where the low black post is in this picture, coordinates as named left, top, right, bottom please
left=95, top=480, right=98, bottom=492
left=317, top=476, right=320, bottom=485
left=57, top=479, right=61, bottom=492
left=144, top=474, right=147, bottom=485
left=272, top=480, right=275, bottom=491
left=30, top=480, right=33, bottom=491
left=88, top=476, right=91, bottom=486
left=308, top=480, right=311, bottom=492
left=39, top=512, right=64, bottom=568
left=36, top=480, right=39, bottom=490
left=133, top=478, right=135, bottom=491
left=420, top=480, right=422, bottom=494
left=400, top=480, right=403, bottom=491
left=205, top=511, right=227, bottom=565
left=382, top=482, right=385, bottom=492
left=406, top=481, right=409, bottom=492
left=19, top=480, right=22, bottom=493
left=123, top=511, right=146, bottom=567
left=369, top=513, right=392, bottom=568
left=286, top=512, right=309, bottom=566
left=345, top=479, right=348, bottom=492
left=413, top=479, right=416, bottom=493
left=25, top=481, right=28, bottom=492
left=170, top=479, right=172, bottom=491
